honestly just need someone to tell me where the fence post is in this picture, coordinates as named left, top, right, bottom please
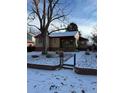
left=74, top=54, right=76, bottom=66
left=59, top=50, right=64, bottom=67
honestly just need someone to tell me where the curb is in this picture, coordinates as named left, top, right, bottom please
left=27, top=63, right=60, bottom=70
left=74, top=67, right=97, bottom=75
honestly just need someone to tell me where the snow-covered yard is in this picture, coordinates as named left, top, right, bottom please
left=76, top=52, right=97, bottom=69
left=62, top=51, right=96, bottom=69
left=27, top=52, right=73, bottom=66
left=27, top=68, right=97, bottom=93
left=27, top=52, right=59, bottom=66
left=27, top=51, right=97, bottom=69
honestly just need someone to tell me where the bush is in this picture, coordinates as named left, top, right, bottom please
left=27, top=46, right=32, bottom=52
left=85, top=51, right=90, bottom=55
left=32, top=55, right=39, bottom=58
left=27, top=46, right=35, bottom=52
left=56, top=51, right=59, bottom=54
left=85, top=49, right=90, bottom=55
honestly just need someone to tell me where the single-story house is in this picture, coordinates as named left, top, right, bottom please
left=49, top=31, right=79, bottom=51
left=34, top=31, right=88, bottom=51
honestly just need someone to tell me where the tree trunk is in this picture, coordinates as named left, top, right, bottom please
left=42, top=29, right=49, bottom=55
left=45, top=31, right=49, bottom=54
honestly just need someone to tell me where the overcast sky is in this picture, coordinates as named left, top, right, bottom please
left=27, top=0, right=97, bottom=37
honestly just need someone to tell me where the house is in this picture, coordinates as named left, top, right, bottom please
left=34, top=31, right=88, bottom=51
left=27, top=32, right=36, bottom=47
left=49, top=31, right=79, bottom=51
left=78, top=37, right=88, bottom=50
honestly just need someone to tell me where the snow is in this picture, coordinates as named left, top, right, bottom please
left=49, top=31, right=78, bottom=37
left=64, top=51, right=97, bottom=69
left=75, top=52, right=97, bottom=69
left=27, top=52, right=60, bottom=66
left=64, top=55, right=75, bottom=65
left=27, top=68, right=97, bottom=93
left=27, top=51, right=97, bottom=69
left=27, top=51, right=97, bottom=93
left=27, top=52, right=73, bottom=66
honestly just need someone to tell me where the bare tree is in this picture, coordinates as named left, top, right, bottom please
left=91, top=26, right=97, bottom=45
left=27, top=0, right=71, bottom=54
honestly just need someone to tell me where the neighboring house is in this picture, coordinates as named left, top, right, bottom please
left=27, top=32, right=36, bottom=47
left=34, top=31, right=88, bottom=51
left=27, top=40, right=34, bottom=47
left=78, top=37, right=88, bottom=50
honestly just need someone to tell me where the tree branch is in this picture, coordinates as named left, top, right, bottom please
left=27, top=23, right=40, bottom=31
left=52, top=0, right=59, bottom=9
left=51, top=15, right=65, bottom=22
left=32, top=0, right=43, bottom=29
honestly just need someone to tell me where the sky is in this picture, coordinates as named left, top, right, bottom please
left=27, top=0, right=97, bottom=37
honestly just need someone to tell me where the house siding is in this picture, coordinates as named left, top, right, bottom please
left=49, top=38, right=60, bottom=48
left=35, top=38, right=43, bottom=47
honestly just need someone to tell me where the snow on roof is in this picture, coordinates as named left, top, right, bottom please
left=49, top=31, right=78, bottom=37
